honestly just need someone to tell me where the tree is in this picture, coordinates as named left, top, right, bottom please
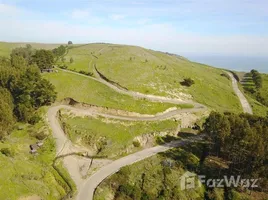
left=0, top=87, right=14, bottom=139
left=10, top=55, right=27, bottom=68
left=68, top=41, right=73, bottom=45
left=10, top=45, right=34, bottom=64
left=12, top=67, right=57, bottom=121
left=52, top=45, right=67, bottom=58
left=32, top=49, right=55, bottom=70
left=70, top=57, right=74, bottom=63
left=180, top=78, right=195, bottom=87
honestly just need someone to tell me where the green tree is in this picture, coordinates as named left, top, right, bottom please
left=68, top=41, right=73, bottom=45
left=32, top=49, right=55, bottom=70
left=0, top=87, right=14, bottom=139
left=70, top=57, right=74, bottom=63
left=52, top=45, right=67, bottom=58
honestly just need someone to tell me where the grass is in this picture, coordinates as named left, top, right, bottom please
left=240, top=72, right=268, bottom=116
left=62, top=43, right=242, bottom=113
left=0, top=108, right=74, bottom=200
left=259, top=74, right=268, bottom=101
left=0, top=41, right=60, bottom=57
left=43, top=70, right=191, bottom=114
left=60, top=111, right=178, bottom=158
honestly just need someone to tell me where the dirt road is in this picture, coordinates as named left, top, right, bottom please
left=227, top=72, right=253, bottom=114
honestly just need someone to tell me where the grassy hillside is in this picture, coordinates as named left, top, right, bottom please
left=60, top=111, right=178, bottom=158
left=259, top=74, right=268, bottom=101
left=62, top=43, right=242, bottom=113
left=0, top=108, right=74, bottom=200
left=43, top=70, right=191, bottom=114
left=240, top=72, right=268, bottom=116
left=0, top=41, right=61, bottom=57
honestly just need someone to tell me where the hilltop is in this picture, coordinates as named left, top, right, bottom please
left=43, top=43, right=242, bottom=113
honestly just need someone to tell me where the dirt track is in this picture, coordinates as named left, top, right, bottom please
left=47, top=67, right=251, bottom=200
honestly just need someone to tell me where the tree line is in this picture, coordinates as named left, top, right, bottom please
left=203, top=111, right=268, bottom=194
left=0, top=45, right=58, bottom=139
left=249, top=69, right=268, bottom=106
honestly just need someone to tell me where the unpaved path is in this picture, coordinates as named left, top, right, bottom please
left=56, top=66, right=205, bottom=108
left=49, top=60, right=209, bottom=200
left=77, top=136, right=204, bottom=200
left=47, top=104, right=206, bottom=200
left=227, top=72, right=253, bottom=114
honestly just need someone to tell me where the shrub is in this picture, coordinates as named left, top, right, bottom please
left=180, top=78, right=195, bottom=87
left=0, top=148, right=14, bottom=157
left=118, top=184, right=135, bottom=196
left=28, top=114, right=41, bottom=125
left=133, top=141, right=140, bottom=147
left=221, top=73, right=230, bottom=80
left=32, top=131, right=46, bottom=140
left=70, top=57, right=74, bottom=63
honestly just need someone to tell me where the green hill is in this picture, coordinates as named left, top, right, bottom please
left=0, top=41, right=61, bottom=57
left=61, top=43, right=241, bottom=113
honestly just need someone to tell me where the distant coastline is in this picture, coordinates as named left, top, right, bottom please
left=188, top=55, right=268, bottom=73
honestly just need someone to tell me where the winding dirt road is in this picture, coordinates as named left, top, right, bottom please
left=47, top=66, right=252, bottom=200
left=226, top=72, right=253, bottom=114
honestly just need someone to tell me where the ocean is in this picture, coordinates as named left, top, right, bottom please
left=187, top=55, right=268, bottom=73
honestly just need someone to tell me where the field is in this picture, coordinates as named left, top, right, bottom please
left=43, top=70, right=191, bottom=114
left=60, top=111, right=178, bottom=158
left=0, top=41, right=60, bottom=57
left=61, top=44, right=242, bottom=113
left=0, top=108, right=74, bottom=200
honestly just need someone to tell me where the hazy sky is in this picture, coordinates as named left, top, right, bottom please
left=1, top=0, right=268, bottom=56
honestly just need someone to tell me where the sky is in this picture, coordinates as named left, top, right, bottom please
left=1, top=0, right=268, bottom=57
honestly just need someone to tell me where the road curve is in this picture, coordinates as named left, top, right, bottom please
left=49, top=66, right=209, bottom=199
left=56, top=67, right=205, bottom=108
left=227, top=72, right=253, bottom=114
left=77, top=136, right=204, bottom=200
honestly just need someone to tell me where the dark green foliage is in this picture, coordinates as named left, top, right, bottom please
left=12, top=67, right=57, bottom=121
left=0, top=46, right=57, bottom=134
left=0, top=148, right=14, bottom=157
left=52, top=45, right=67, bottom=58
left=32, top=49, right=55, bottom=70
left=245, top=69, right=267, bottom=106
left=203, top=112, right=268, bottom=191
left=0, top=87, right=14, bottom=139
left=31, top=131, right=46, bottom=140
left=251, top=69, right=262, bottom=89
left=10, top=44, right=34, bottom=64
left=70, top=57, right=74, bottom=63
left=78, top=70, right=94, bottom=76
left=68, top=41, right=73, bottom=45
left=180, top=78, right=195, bottom=87
left=28, top=114, right=41, bottom=125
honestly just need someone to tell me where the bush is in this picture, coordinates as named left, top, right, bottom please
left=180, top=78, right=195, bottom=87
left=31, top=131, right=46, bottom=140
left=221, top=73, right=230, bottom=80
left=133, top=141, right=140, bottom=147
left=0, top=148, right=14, bottom=157
left=70, top=57, right=74, bottom=63
left=78, top=70, right=94, bottom=77
left=59, top=65, right=68, bottom=69
left=118, top=184, right=135, bottom=196
left=28, top=114, right=41, bottom=125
